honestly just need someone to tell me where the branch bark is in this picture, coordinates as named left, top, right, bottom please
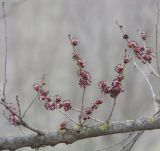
left=1, top=116, right=160, bottom=150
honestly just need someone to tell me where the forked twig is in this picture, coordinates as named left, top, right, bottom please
left=0, top=101, right=44, bottom=135
left=133, top=61, right=158, bottom=112
left=72, top=107, right=105, bottom=124
left=22, top=93, right=39, bottom=118
left=59, top=110, right=79, bottom=125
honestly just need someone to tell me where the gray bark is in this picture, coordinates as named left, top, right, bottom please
left=0, top=116, right=159, bottom=150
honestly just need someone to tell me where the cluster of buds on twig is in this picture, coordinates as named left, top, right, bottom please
left=69, top=35, right=91, bottom=88
left=3, top=103, right=20, bottom=126
left=98, top=50, right=130, bottom=98
left=80, top=98, right=103, bottom=121
left=127, top=40, right=153, bottom=63
left=33, top=83, right=72, bottom=112
left=117, top=21, right=154, bottom=64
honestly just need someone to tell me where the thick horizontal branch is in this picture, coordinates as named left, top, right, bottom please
left=0, top=116, right=160, bottom=150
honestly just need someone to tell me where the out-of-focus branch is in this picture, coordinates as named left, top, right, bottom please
left=1, top=116, right=160, bottom=150
left=0, top=0, right=28, bottom=20
left=133, top=61, right=158, bottom=112
left=96, top=133, right=134, bottom=151
left=2, top=2, right=8, bottom=102
left=156, top=3, right=160, bottom=74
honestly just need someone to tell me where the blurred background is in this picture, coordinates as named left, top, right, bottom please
left=0, top=0, right=160, bottom=150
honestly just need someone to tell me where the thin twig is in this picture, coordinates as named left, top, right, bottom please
left=59, top=110, right=79, bottom=125
left=16, top=95, right=21, bottom=117
left=72, top=107, right=81, bottom=112
left=156, top=3, right=160, bottom=74
left=106, top=98, right=117, bottom=123
left=133, top=61, right=158, bottom=112
left=2, top=2, right=8, bottom=102
left=22, top=93, right=39, bottom=118
left=79, top=88, right=86, bottom=125
left=68, top=34, right=76, bottom=52
left=88, top=116, right=105, bottom=124
left=71, top=107, right=105, bottom=124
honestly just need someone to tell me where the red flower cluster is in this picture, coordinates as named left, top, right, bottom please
left=98, top=77, right=123, bottom=98
left=4, top=103, right=20, bottom=126
left=70, top=36, right=91, bottom=88
left=72, top=52, right=87, bottom=69
left=33, top=84, right=72, bottom=112
left=80, top=98, right=103, bottom=121
left=78, top=70, right=91, bottom=88
left=128, top=40, right=153, bottom=63
left=98, top=52, right=129, bottom=98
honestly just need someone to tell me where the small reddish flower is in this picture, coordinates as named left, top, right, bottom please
left=55, top=95, right=62, bottom=103
left=8, top=115, right=20, bottom=126
left=128, top=41, right=138, bottom=49
left=40, top=88, right=49, bottom=97
left=71, top=38, right=79, bottom=46
left=109, top=86, right=122, bottom=98
left=112, top=79, right=121, bottom=87
left=72, top=52, right=81, bottom=60
left=56, top=102, right=63, bottom=108
left=78, top=70, right=91, bottom=88
left=123, top=34, right=129, bottom=40
left=63, top=100, right=72, bottom=111
left=116, top=75, right=124, bottom=81
left=124, top=56, right=131, bottom=64
left=84, top=107, right=92, bottom=115
left=44, top=101, right=56, bottom=111
left=95, top=98, right=103, bottom=105
left=98, top=80, right=110, bottom=95
left=33, top=84, right=41, bottom=92
left=115, top=64, right=124, bottom=74
left=77, top=59, right=86, bottom=69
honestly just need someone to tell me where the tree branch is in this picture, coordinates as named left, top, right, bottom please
left=1, top=116, right=160, bottom=150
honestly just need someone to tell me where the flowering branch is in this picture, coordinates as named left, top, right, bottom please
left=0, top=101, right=44, bottom=135
left=116, top=20, right=160, bottom=79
